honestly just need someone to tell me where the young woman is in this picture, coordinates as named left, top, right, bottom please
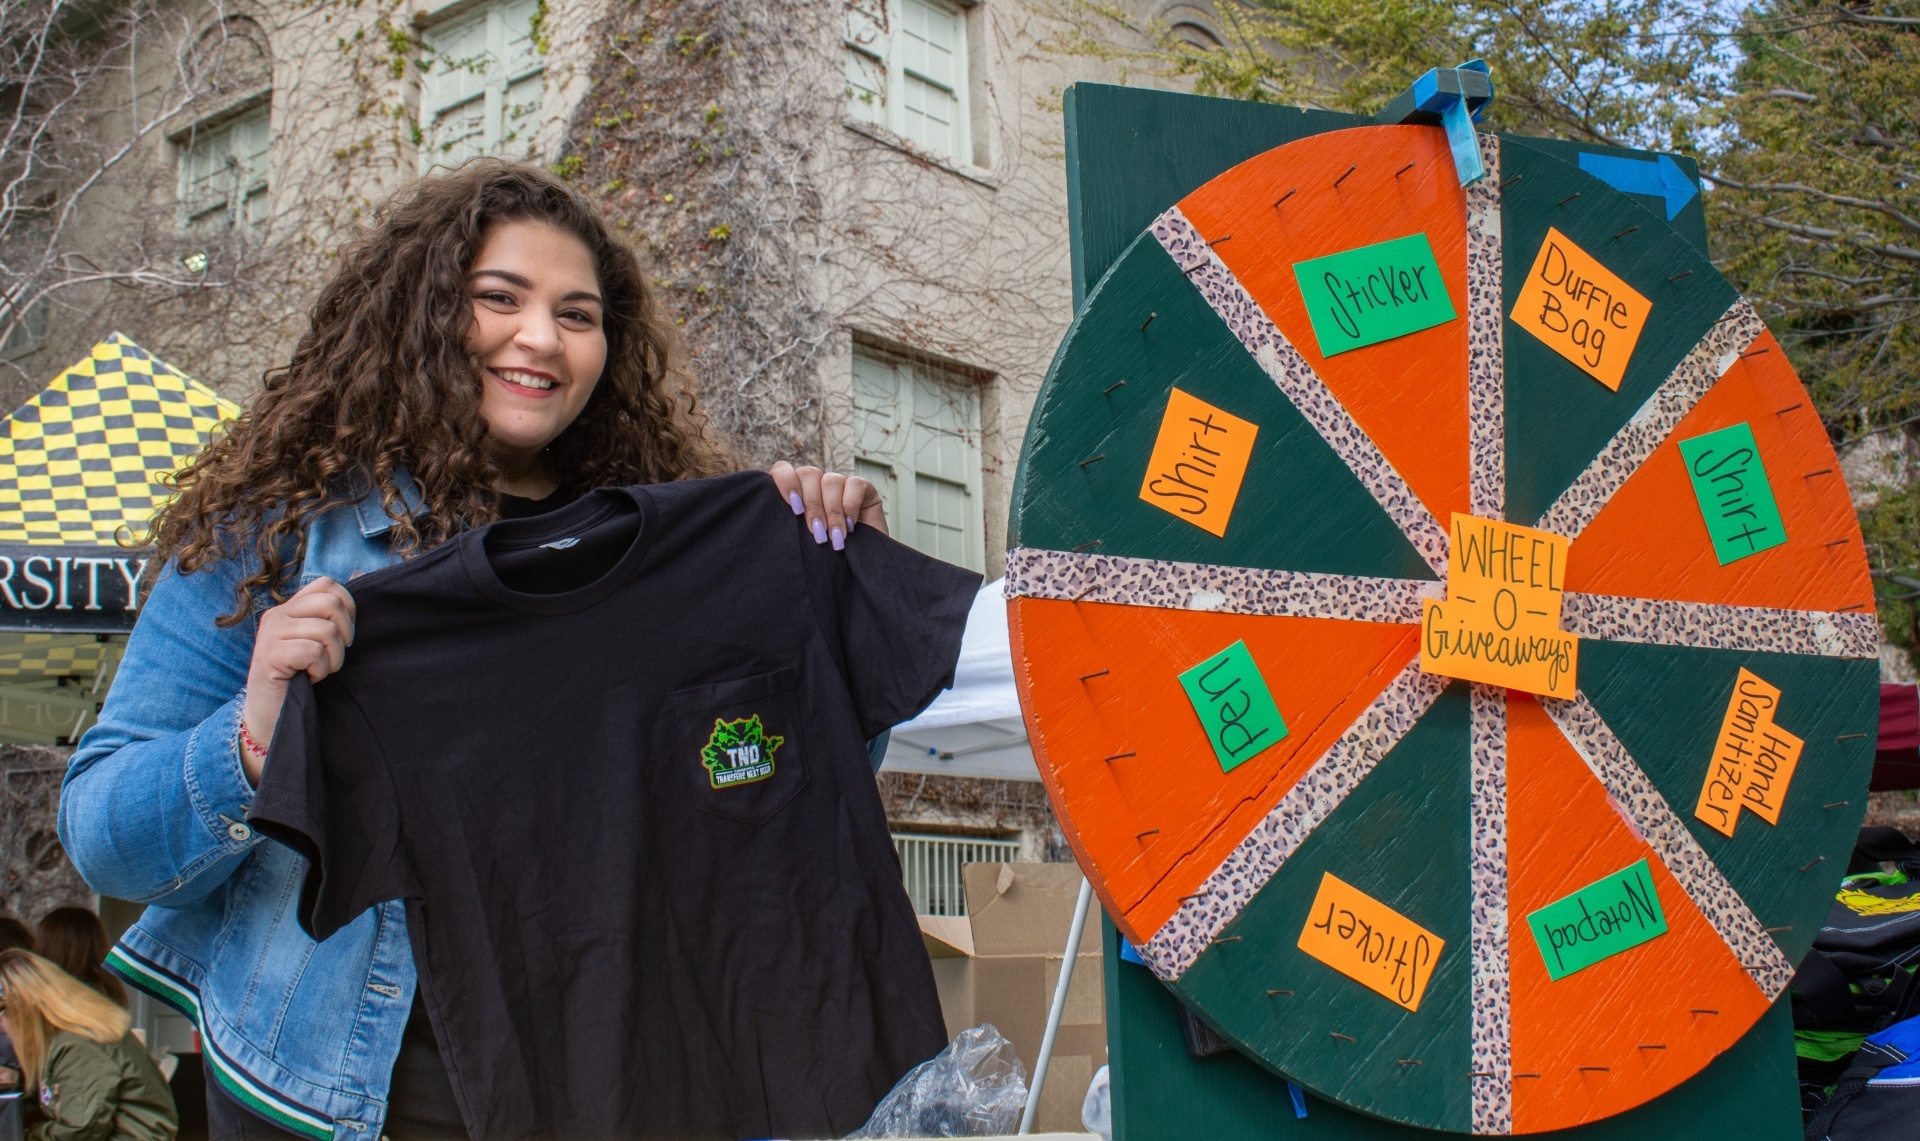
left=57, top=160, right=885, bottom=1141
left=35, top=911, right=128, bottom=1010
left=0, top=950, right=177, bottom=1141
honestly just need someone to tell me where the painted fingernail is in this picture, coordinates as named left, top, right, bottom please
left=789, top=491, right=805, bottom=515
left=831, top=527, right=845, bottom=551
left=846, top=517, right=856, bottom=534
left=811, top=519, right=828, bottom=544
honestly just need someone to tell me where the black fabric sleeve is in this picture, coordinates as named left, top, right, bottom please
left=248, top=674, right=408, bottom=942
left=801, top=523, right=981, bottom=740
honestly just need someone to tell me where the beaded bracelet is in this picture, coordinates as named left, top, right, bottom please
left=237, top=702, right=268, bottom=761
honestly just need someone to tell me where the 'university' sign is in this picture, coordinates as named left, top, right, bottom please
left=0, top=544, right=146, bottom=632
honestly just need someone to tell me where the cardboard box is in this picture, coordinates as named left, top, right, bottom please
left=919, top=863, right=1105, bottom=1135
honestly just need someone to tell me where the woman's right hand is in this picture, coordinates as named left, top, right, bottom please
left=241, top=577, right=356, bottom=786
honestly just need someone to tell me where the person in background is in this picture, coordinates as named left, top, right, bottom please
left=0, top=950, right=176, bottom=1141
left=0, top=917, right=30, bottom=1094
left=34, top=913, right=127, bottom=1010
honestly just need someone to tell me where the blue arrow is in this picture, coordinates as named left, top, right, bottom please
left=1577, top=152, right=1699, bottom=221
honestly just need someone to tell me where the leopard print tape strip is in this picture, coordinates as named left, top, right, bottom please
left=1466, top=135, right=1506, bottom=521
left=1002, top=547, right=1433, bottom=623
left=1140, top=660, right=1452, bottom=980
left=1005, top=553, right=1874, bottom=660
left=1540, top=693, right=1796, bottom=998
left=1151, top=207, right=1450, bottom=578
left=1535, top=301, right=1766, bottom=537
left=1470, top=681, right=1514, bottom=1135
left=1561, top=593, right=1879, bottom=659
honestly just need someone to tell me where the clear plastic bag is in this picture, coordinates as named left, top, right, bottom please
left=848, top=1024, right=1029, bottom=1138
left=1080, top=1064, right=1111, bottom=1140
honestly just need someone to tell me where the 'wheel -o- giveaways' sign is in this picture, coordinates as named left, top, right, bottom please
left=1420, top=515, right=1577, bottom=698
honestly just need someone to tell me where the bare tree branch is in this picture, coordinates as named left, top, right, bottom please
left=1705, top=171, right=1920, bottom=235
left=1836, top=8, right=1920, bottom=28
left=1730, top=210, right=1920, bottom=263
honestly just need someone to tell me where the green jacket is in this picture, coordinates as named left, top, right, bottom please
left=28, top=1031, right=176, bottom=1141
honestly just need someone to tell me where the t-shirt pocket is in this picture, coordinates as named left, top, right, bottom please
left=659, top=668, right=808, bottom=826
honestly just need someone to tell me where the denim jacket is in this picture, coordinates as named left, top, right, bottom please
left=60, top=477, right=427, bottom=1141
left=59, top=475, right=891, bottom=1141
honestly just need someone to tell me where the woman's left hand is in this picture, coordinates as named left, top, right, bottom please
left=769, top=462, right=888, bottom=549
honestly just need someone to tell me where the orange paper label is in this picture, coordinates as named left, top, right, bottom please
left=1418, top=514, right=1578, bottom=698
left=1510, top=227, right=1651, bottom=391
left=1694, top=668, right=1804, bottom=838
left=1298, top=872, right=1444, bottom=1012
left=1138, top=388, right=1258, bottom=538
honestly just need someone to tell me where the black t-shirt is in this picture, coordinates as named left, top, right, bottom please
left=390, top=483, right=581, bottom=1140
left=250, top=472, right=978, bottom=1140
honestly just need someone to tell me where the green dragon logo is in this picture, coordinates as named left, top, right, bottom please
left=700, top=715, right=785, bottom=789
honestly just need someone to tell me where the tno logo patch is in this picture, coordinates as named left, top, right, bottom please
left=701, top=715, right=784, bottom=789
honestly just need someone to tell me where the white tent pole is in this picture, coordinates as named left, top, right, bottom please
left=1018, top=874, right=1095, bottom=1135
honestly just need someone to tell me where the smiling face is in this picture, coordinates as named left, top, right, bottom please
left=468, top=219, right=609, bottom=487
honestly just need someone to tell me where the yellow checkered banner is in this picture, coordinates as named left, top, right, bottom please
left=0, top=333, right=235, bottom=634
left=0, top=336, right=234, bottom=743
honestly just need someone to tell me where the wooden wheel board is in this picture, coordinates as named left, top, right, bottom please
left=1011, top=96, right=1876, bottom=1135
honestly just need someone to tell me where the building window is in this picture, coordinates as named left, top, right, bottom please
left=420, top=0, right=544, bottom=170
left=852, top=345, right=985, bottom=572
left=178, top=101, right=270, bottom=231
left=843, top=0, right=971, bottom=163
left=1159, top=4, right=1223, bottom=50
left=1169, top=20, right=1222, bottom=50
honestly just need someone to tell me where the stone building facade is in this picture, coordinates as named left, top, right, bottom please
left=0, top=746, right=93, bottom=923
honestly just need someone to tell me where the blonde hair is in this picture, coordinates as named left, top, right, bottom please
left=0, top=949, right=131, bottom=1085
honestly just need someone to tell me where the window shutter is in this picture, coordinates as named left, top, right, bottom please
left=897, top=0, right=963, bottom=158
left=843, top=0, right=969, bottom=163
left=421, top=0, right=545, bottom=171
left=423, top=13, right=491, bottom=165
left=179, top=104, right=272, bottom=232
left=502, top=0, right=543, bottom=149
left=234, top=109, right=272, bottom=227
left=905, top=365, right=980, bottom=568
left=844, top=1, right=888, bottom=124
left=852, top=346, right=984, bottom=572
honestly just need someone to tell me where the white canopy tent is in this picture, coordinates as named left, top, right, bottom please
left=878, top=578, right=1095, bottom=1136
left=881, top=577, right=1038, bottom=782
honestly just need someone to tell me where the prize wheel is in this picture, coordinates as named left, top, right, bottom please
left=1006, top=125, right=1879, bottom=1134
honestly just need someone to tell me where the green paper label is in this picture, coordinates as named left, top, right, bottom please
left=1177, top=640, right=1288, bottom=772
left=1526, top=858, right=1668, bottom=981
left=1291, top=233, right=1457, bottom=356
left=1677, top=423, right=1788, bottom=565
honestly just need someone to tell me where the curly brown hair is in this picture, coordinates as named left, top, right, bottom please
left=150, top=158, right=733, bottom=623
